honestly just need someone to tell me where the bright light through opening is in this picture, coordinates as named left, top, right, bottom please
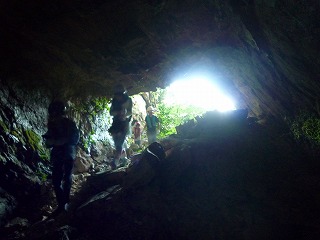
left=164, top=76, right=236, bottom=112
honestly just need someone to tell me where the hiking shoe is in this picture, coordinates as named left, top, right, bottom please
left=120, top=157, right=130, bottom=167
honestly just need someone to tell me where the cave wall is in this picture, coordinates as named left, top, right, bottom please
left=0, top=84, right=49, bottom=183
left=0, top=0, right=319, bottom=198
left=0, top=81, right=118, bottom=227
left=0, top=0, right=319, bottom=120
left=0, top=84, right=49, bottom=224
left=229, top=0, right=320, bottom=117
left=0, top=0, right=319, bottom=235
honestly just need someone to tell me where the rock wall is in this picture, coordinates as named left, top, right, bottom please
left=0, top=81, right=121, bottom=227
left=1, top=0, right=319, bottom=121
left=0, top=82, right=51, bottom=226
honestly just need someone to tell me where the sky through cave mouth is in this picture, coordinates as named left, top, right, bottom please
left=164, top=75, right=236, bottom=112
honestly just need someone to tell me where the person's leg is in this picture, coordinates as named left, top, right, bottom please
left=113, top=132, right=126, bottom=167
left=151, top=130, right=157, bottom=143
left=62, top=157, right=74, bottom=207
left=52, top=158, right=65, bottom=211
left=147, top=129, right=157, bottom=144
left=147, top=131, right=152, bottom=144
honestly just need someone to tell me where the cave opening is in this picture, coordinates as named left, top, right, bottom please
left=164, top=75, right=236, bottom=112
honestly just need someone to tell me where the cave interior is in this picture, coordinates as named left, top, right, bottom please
left=1, top=0, right=320, bottom=239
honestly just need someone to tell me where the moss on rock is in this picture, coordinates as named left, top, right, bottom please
left=23, top=129, right=50, bottom=161
left=0, top=120, right=9, bottom=133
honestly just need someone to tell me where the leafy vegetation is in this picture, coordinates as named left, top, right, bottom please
left=72, top=96, right=112, bottom=151
left=72, top=96, right=111, bottom=117
left=288, top=111, right=320, bottom=146
left=151, top=88, right=206, bottom=138
left=81, top=130, right=96, bottom=150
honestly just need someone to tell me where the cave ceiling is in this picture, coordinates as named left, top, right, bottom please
left=0, top=0, right=319, bottom=119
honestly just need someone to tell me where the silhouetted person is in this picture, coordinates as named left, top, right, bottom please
left=145, top=106, right=160, bottom=144
left=133, top=121, right=142, bottom=147
left=108, top=84, right=132, bottom=168
left=43, top=100, right=79, bottom=217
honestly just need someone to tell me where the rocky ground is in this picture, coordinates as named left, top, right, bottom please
left=2, top=110, right=320, bottom=240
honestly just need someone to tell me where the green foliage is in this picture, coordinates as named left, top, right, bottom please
left=288, top=112, right=320, bottom=146
left=90, top=97, right=111, bottom=115
left=81, top=130, right=96, bottom=151
left=73, top=96, right=111, bottom=117
left=72, top=96, right=111, bottom=150
left=152, top=88, right=206, bottom=138
left=301, top=118, right=320, bottom=144
left=157, top=104, right=203, bottom=137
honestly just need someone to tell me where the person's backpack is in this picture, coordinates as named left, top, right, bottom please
left=144, top=142, right=165, bottom=163
left=44, top=117, right=79, bottom=146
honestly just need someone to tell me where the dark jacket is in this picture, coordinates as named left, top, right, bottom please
left=44, top=117, right=79, bottom=160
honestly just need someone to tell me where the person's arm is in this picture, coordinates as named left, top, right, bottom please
left=43, top=121, right=67, bottom=147
left=125, top=97, right=133, bottom=118
left=141, top=116, right=147, bottom=135
left=44, top=132, right=67, bottom=147
left=66, top=120, right=80, bottom=145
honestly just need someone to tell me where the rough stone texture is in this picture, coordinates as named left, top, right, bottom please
left=0, top=1, right=320, bottom=239
left=0, top=85, right=47, bottom=200
left=74, top=156, right=93, bottom=174
left=0, top=188, right=17, bottom=227
left=0, top=0, right=319, bottom=119
left=63, top=114, right=320, bottom=239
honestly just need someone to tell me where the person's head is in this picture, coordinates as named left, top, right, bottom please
left=113, top=84, right=127, bottom=100
left=147, top=106, right=155, bottom=115
left=135, top=121, right=140, bottom=127
left=48, top=100, right=66, bottom=118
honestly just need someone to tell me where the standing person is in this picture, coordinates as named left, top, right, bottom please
left=108, top=84, right=132, bottom=168
left=43, top=100, right=79, bottom=217
left=133, top=121, right=142, bottom=147
left=145, top=106, right=160, bottom=144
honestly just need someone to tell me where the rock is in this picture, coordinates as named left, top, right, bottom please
left=74, top=156, right=93, bottom=173
left=90, top=141, right=113, bottom=163
left=85, top=170, right=126, bottom=193
left=90, top=142, right=103, bottom=163
left=75, top=185, right=122, bottom=220
left=4, top=217, right=29, bottom=230
left=123, top=142, right=166, bottom=190
left=0, top=188, right=17, bottom=227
